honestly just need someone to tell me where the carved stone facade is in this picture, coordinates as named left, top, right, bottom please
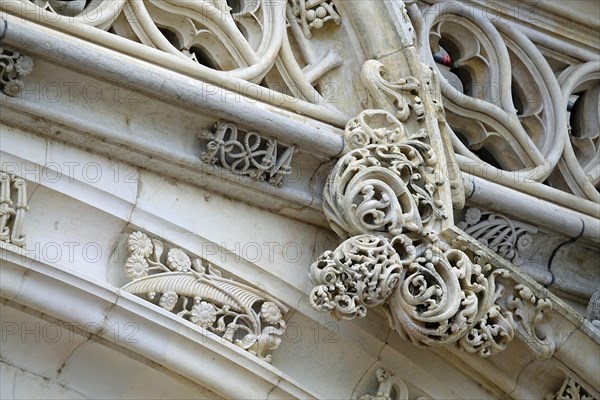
left=0, top=0, right=598, bottom=399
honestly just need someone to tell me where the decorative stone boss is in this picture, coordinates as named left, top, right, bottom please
left=307, top=109, right=543, bottom=358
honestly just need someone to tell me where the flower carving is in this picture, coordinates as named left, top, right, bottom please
left=167, top=248, right=191, bottom=271
left=1, top=49, right=34, bottom=97
left=4, top=80, right=24, bottom=97
left=128, top=231, right=153, bottom=257
left=191, top=299, right=217, bottom=328
left=15, top=56, right=34, bottom=76
left=121, top=231, right=288, bottom=362
left=125, top=254, right=149, bottom=280
left=260, top=302, right=283, bottom=324
left=516, top=234, right=533, bottom=251
left=159, top=291, right=178, bottom=311
left=465, top=207, right=482, bottom=225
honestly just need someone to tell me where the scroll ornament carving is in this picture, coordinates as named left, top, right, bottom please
left=356, top=368, right=430, bottom=400
left=310, top=234, right=413, bottom=320
left=507, top=284, right=555, bottom=360
left=0, top=172, right=29, bottom=247
left=200, top=121, right=297, bottom=186
left=361, top=61, right=425, bottom=123
left=122, top=231, right=287, bottom=362
left=323, top=109, right=447, bottom=239
left=388, top=239, right=516, bottom=357
left=547, top=377, right=597, bottom=400
left=458, top=207, right=538, bottom=266
left=0, top=47, right=34, bottom=97
left=309, top=107, right=554, bottom=358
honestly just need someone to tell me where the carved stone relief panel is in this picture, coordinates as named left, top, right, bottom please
left=0, top=47, right=33, bottom=96
left=199, top=121, right=297, bottom=186
left=547, top=376, right=598, bottom=400
left=0, top=172, right=29, bottom=247
left=308, top=106, right=555, bottom=359
left=457, top=207, right=538, bottom=266
left=356, top=368, right=430, bottom=400
left=122, top=231, right=288, bottom=362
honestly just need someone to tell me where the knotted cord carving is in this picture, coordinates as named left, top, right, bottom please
left=200, top=121, right=297, bottom=186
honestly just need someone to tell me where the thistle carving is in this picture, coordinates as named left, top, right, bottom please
left=122, top=231, right=287, bottom=362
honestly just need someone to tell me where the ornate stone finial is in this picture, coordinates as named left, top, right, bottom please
left=0, top=48, right=33, bottom=97
left=122, top=231, right=288, bottom=362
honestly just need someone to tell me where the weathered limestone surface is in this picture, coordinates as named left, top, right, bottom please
left=0, top=0, right=598, bottom=399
